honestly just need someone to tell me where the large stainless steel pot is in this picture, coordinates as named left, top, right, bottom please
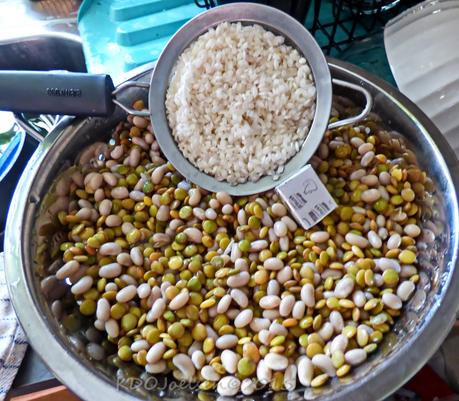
left=4, top=59, right=459, bottom=401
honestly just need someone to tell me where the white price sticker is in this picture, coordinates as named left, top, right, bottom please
left=275, top=165, right=337, bottom=230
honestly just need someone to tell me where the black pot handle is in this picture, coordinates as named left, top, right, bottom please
left=0, top=71, right=116, bottom=116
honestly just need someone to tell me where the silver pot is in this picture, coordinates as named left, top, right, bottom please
left=4, top=59, right=459, bottom=401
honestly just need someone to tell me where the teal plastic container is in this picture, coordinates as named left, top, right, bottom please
left=78, top=0, right=201, bottom=79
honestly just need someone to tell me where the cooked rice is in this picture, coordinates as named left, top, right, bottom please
left=165, top=22, right=316, bottom=184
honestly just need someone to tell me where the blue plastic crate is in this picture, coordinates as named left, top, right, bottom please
left=78, top=0, right=201, bottom=79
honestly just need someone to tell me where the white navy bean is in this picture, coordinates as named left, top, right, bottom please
left=361, top=150, right=375, bottom=167
left=111, top=186, right=129, bottom=199
left=330, top=334, right=348, bottom=354
left=279, top=236, right=289, bottom=251
left=234, top=258, right=248, bottom=271
left=271, top=203, right=287, bottom=217
left=267, top=280, right=280, bottom=296
left=96, top=298, right=110, bottom=322
left=379, top=171, right=391, bottom=185
left=188, top=188, right=201, bottom=206
left=227, top=309, right=240, bottom=320
left=269, top=321, right=288, bottom=337
left=404, top=224, right=421, bottom=237
left=353, top=290, right=366, bottom=307
left=277, top=265, right=292, bottom=284
left=387, top=233, right=401, bottom=249
left=250, top=318, right=270, bottom=333
left=56, top=260, right=79, bottom=280
left=116, top=285, right=137, bottom=303
left=358, top=142, right=374, bottom=155
left=205, top=208, right=217, bottom=220
left=71, top=275, right=93, bottom=295
left=120, top=274, right=136, bottom=286
left=361, top=189, right=381, bottom=203
left=368, top=231, right=382, bottom=248
left=292, top=301, right=306, bottom=320
left=318, top=322, right=334, bottom=341
left=105, top=283, right=118, bottom=292
left=191, top=350, right=206, bottom=370
left=105, top=319, right=119, bottom=338
left=231, top=289, right=248, bottom=308
left=374, top=273, right=384, bottom=287
left=382, top=293, right=402, bottom=310
left=345, top=349, right=367, bottom=366
left=217, top=294, right=232, bottom=314
left=146, top=361, right=167, bottom=374
left=227, top=271, right=250, bottom=288
left=261, top=211, right=273, bottom=227
left=221, top=350, right=239, bottom=374
left=284, top=364, right=297, bottom=391
left=99, top=263, right=122, bottom=279
left=259, top=295, right=280, bottom=309
left=131, top=339, right=149, bottom=352
left=376, top=258, right=401, bottom=272
left=146, top=342, right=166, bottom=364
left=361, top=174, right=379, bottom=186
left=156, top=205, right=170, bottom=221
left=99, top=242, right=121, bottom=256
left=216, top=191, right=232, bottom=205
left=350, top=169, right=366, bottom=181
left=263, top=257, right=284, bottom=270
left=334, top=277, right=354, bottom=299
left=237, top=209, right=247, bottom=225
left=301, top=283, right=315, bottom=307
left=312, top=354, right=336, bottom=377
left=310, top=231, right=330, bottom=243
left=151, top=165, right=167, bottom=184
left=297, top=356, right=314, bottom=387
left=345, top=232, right=369, bottom=248
left=76, top=207, right=92, bottom=221
left=169, top=290, right=190, bottom=310
left=281, top=216, right=297, bottom=231
left=137, top=283, right=151, bottom=299
left=397, top=280, right=415, bottom=301
left=221, top=204, right=233, bottom=215
left=147, top=298, right=166, bottom=322
left=184, top=228, right=202, bottom=243
left=258, top=330, right=273, bottom=346
left=216, top=335, right=238, bottom=349
left=105, top=214, right=122, bottom=227
left=241, top=378, right=257, bottom=395
left=217, top=376, right=240, bottom=397
left=173, top=354, right=195, bottom=381
left=378, top=227, right=389, bottom=240
left=201, top=365, right=221, bottom=381
left=265, top=353, right=288, bottom=371
left=329, top=311, right=344, bottom=332
left=279, top=295, right=295, bottom=317
left=249, top=240, right=268, bottom=252
left=234, top=309, right=253, bottom=328
left=351, top=136, right=364, bottom=147
left=257, top=359, right=272, bottom=384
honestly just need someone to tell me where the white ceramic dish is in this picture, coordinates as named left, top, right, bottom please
left=384, top=0, right=459, bottom=153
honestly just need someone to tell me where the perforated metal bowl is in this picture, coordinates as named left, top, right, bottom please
left=4, top=59, right=459, bottom=401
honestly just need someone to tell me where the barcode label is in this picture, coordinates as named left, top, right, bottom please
left=275, top=165, right=337, bottom=229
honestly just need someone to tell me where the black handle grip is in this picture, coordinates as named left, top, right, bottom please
left=0, top=71, right=115, bottom=116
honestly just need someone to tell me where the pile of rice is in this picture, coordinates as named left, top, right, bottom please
left=165, top=22, right=316, bottom=185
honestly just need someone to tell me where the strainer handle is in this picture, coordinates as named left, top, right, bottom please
left=328, top=79, right=373, bottom=130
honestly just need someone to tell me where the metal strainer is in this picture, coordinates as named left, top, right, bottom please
left=147, top=3, right=373, bottom=195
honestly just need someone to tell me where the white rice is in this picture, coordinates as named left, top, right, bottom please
left=165, top=22, right=316, bottom=185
